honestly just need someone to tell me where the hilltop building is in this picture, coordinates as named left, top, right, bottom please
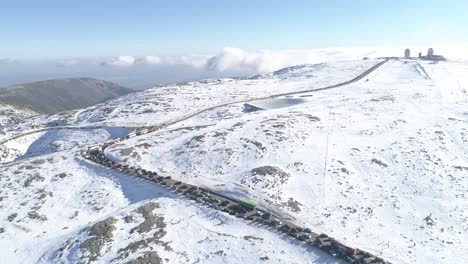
left=404, top=49, right=411, bottom=58
left=428, top=48, right=434, bottom=56
left=419, top=48, right=447, bottom=62
left=403, top=48, right=446, bottom=61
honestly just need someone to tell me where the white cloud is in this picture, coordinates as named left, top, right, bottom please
left=141, top=56, right=162, bottom=65
left=206, top=47, right=252, bottom=72
left=107, top=56, right=137, bottom=67
left=163, top=54, right=211, bottom=68
left=105, top=55, right=201, bottom=67
left=205, top=45, right=468, bottom=73
left=99, top=45, right=468, bottom=72
left=103, top=54, right=210, bottom=68
left=205, top=47, right=357, bottom=73
left=56, top=59, right=80, bottom=67
left=205, top=47, right=385, bottom=73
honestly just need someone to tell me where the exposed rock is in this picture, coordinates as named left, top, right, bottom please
left=23, top=173, right=45, bottom=187
left=245, top=166, right=290, bottom=193
left=371, top=158, right=388, bottom=168
left=27, top=211, right=47, bottom=221
left=30, top=159, right=46, bottom=165
left=285, top=198, right=302, bottom=213
left=424, top=214, right=436, bottom=226
left=125, top=251, right=162, bottom=264
left=252, top=166, right=286, bottom=177
left=115, top=202, right=169, bottom=262
left=130, top=202, right=164, bottom=234
left=243, top=235, right=263, bottom=241
left=80, top=217, right=118, bottom=262
left=7, top=213, right=17, bottom=222
left=56, top=173, right=68, bottom=178
left=119, top=147, right=135, bottom=157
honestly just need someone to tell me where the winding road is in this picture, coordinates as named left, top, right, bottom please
left=1, top=59, right=391, bottom=263
left=1, top=59, right=386, bottom=146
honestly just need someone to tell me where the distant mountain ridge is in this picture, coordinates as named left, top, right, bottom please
left=0, top=78, right=133, bottom=114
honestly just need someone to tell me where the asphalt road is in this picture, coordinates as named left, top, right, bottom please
left=1, top=59, right=391, bottom=263
left=0, top=59, right=386, bottom=145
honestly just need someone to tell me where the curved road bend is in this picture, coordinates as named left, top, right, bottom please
left=0, top=60, right=386, bottom=146
left=89, top=60, right=390, bottom=263
left=1, top=60, right=390, bottom=263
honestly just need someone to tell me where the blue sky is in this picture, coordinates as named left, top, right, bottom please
left=1, top=0, right=467, bottom=59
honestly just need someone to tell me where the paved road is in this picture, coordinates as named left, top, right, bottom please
left=0, top=125, right=140, bottom=146
left=84, top=60, right=390, bottom=263
left=1, top=60, right=391, bottom=263
left=0, top=60, right=386, bottom=145
left=84, top=150, right=388, bottom=263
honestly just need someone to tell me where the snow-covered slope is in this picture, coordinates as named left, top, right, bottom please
left=0, top=103, right=39, bottom=162
left=0, top=102, right=37, bottom=126
left=107, top=60, right=468, bottom=264
left=0, top=128, right=133, bottom=163
left=1, top=59, right=378, bottom=134
left=0, top=60, right=378, bottom=162
left=1, top=59, right=467, bottom=264
left=1, top=152, right=339, bottom=264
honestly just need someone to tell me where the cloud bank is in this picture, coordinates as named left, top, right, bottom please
left=98, top=45, right=468, bottom=74
left=206, top=47, right=372, bottom=73
left=106, top=56, right=137, bottom=67
left=3, top=45, right=468, bottom=89
left=206, top=45, right=468, bottom=73
left=101, top=54, right=210, bottom=68
left=141, top=56, right=162, bottom=65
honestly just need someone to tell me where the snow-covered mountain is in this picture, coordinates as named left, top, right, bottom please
left=0, top=102, right=37, bottom=126
left=1, top=59, right=467, bottom=264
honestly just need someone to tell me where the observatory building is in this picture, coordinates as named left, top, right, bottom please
left=404, top=49, right=411, bottom=58
left=419, top=48, right=446, bottom=61
left=428, top=48, right=434, bottom=56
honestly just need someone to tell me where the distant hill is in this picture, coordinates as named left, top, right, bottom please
left=0, top=78, right=133, bottom=114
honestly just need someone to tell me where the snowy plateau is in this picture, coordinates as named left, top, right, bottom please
left=0, top=59, right=467, bottom=264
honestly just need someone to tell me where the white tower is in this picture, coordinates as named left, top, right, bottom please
left=404, top=48, right=411, bottom=59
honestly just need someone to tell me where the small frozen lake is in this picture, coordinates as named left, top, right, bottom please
left=243, top=98, right=308, bottom=112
